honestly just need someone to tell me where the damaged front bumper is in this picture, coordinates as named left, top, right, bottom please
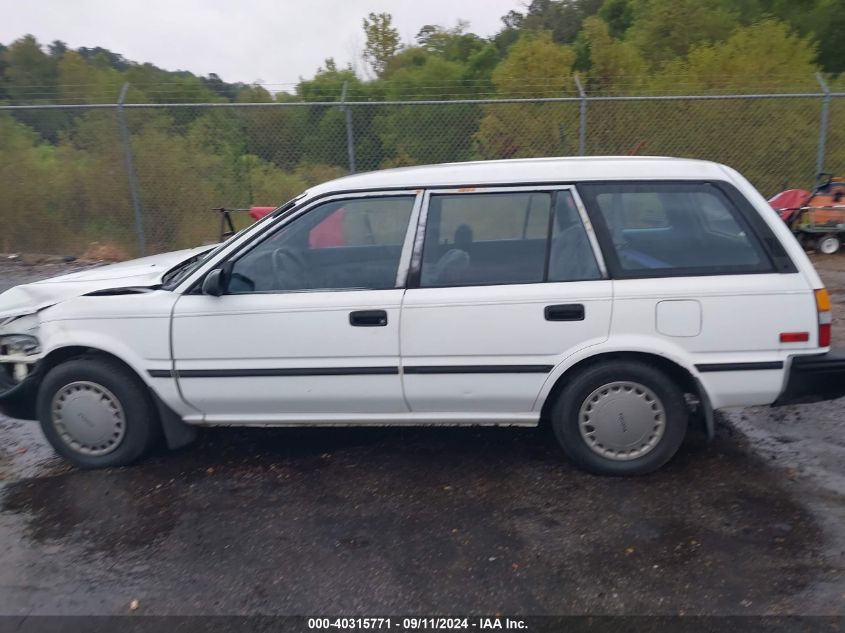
left=0, top=364, right=40, bottom=420
left=0, top=330, right=43, bottom=421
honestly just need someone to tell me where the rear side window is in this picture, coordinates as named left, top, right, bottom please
left=578, top=182, right=773, bottom=277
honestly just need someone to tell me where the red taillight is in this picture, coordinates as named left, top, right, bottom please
left=819, top=323, right=832, bottom=347
left=780, top=332, right=810, bottom=343
left=816, top=289, right=832, bottom=347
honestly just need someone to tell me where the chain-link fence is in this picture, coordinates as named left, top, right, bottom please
left=1, top=82, right=843, bottom=257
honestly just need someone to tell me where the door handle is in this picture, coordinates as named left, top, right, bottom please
left=545, top=304, right=585, bottom=321
left=349, top=310, right=388, bottom=327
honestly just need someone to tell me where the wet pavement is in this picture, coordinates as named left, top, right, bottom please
left=0, top=258, right=843, bottom=616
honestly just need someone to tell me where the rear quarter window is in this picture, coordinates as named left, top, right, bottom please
left=579, top=182, right=776, bottom=278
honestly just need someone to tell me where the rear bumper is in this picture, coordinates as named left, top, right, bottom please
left=773, top=349, right=845, bottom=406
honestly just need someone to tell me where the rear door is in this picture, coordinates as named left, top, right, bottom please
left=577, top=181, right=815, bottom=408
left=399, top=186, right=613, bottom=421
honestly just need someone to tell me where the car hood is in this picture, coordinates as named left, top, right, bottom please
left=0, top=245, right=213, bottom=321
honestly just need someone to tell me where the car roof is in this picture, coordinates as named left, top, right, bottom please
left=305, top=156, right=732, bottom=197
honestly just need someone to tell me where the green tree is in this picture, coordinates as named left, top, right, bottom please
left=202, top=73, right=245, bottom=101
left=56, top=50, right=124, bottom=104
left=362, top=12, right=400, bottom=77
left=490, top=31, right=575, bottom=97
left=476, top=32, right=578, bottom=158
left=598, top=0, right=635, bottom=37
left=416, top=21, right=487, bottom=63
left=3, top=35, right=57, bottom=102
left=519, top=0, right=605, bottom=43
left=0, top=113, right=64, bottom=252
left=626, top=0, right=738, bottom=66
left=585, top=21, right=821, bottom=191
left=2, top=36, right=69, bottom=141
left=654, top=19, right=817, bottom=92
left=296, top=62, right=365, bottom=169
left=493, top=11, right=524, bottom=53
left=0, top=44, right=6, bottom=100
left=375, top=53, right=479, bottom=165
left=756, top=0, right=819, bottom=32
left=578, top=16, right=646, bottom=92
left=813, top=0, right=845, bottom=73
left=4, top=1, right=844, bottom=258
left=54, top=110, right=137, bottom=251
left=48, top=40, right=68, bottom=58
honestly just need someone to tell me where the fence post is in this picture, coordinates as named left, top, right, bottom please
left=341, top=81, right=357, bottom=174
left=815, top=72, right=831, bottom=179
left=573, top=73, right=587, bottom=157
left=117, top=82, right=146, bottom=256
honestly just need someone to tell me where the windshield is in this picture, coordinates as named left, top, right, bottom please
left=160, top=197, right=303, bottom=291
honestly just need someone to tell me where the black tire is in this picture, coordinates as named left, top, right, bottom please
left=816, top=234, right=840, bottom=255
left=37, top=358, right=160, bottom=468
left=550, top=360, right=688, bottom=476
left=798, top=233, right=814, bottom=250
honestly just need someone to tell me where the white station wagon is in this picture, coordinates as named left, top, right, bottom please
left=1, top=157, right=843, bottom=475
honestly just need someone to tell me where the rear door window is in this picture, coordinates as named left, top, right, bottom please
left=418, top=190, right=601, bottom=287
left=578, top=182, right=772, bottom=277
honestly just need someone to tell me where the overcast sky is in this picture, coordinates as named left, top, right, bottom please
left=0, top=0, right=526, bottom=86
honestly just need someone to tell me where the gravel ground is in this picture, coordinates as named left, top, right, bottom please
left=0, top=254, right=842, bottom=616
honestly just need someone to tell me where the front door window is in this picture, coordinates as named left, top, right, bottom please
left=228, top=195, right=416, bottom=293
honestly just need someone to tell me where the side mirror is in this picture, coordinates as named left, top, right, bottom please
left=202, top=268, right=227, bottom=296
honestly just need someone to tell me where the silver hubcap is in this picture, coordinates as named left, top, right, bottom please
left=579, top=381, right=666, bottom=461
left=819, top=236, right=840, bottom=255
left=52, top=381, right=126, bottom=456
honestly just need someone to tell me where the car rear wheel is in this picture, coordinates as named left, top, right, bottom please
left=550, top=360, right=688, bottom=476
left=37, top=358, right=160, bottom=468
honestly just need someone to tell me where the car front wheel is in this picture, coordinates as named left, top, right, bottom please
left=37, top=358, right=160, bottom=468
left=550, top=360, right=688, bottom=476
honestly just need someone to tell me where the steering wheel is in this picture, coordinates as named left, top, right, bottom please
left=228, top=271, right=255, bottom=293
left=271, top=248, right=310, bottom=291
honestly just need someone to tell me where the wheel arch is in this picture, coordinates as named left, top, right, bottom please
left=40, top=345, right=144, bottom=382
left=37, top=346, right=197, bottom=450
left=538, top=350, right=713, bottom=439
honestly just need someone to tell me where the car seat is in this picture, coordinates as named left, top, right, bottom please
left=423, top=224, right=473, bottom=285
left=549, top=200, right=600, bottom=280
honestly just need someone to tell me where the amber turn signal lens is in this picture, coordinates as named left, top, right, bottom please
left=815, top=288, right=831, bottom=312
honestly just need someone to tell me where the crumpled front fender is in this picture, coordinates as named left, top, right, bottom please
left=0, top=286, right=57, bottom=323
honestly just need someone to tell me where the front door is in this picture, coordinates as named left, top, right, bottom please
left=171, top=192, right=420, bottom=424
left=399, top=187, right=613, bottom=421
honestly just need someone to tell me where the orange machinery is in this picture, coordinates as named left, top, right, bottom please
left=769, top=174, right=845, bottom=255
